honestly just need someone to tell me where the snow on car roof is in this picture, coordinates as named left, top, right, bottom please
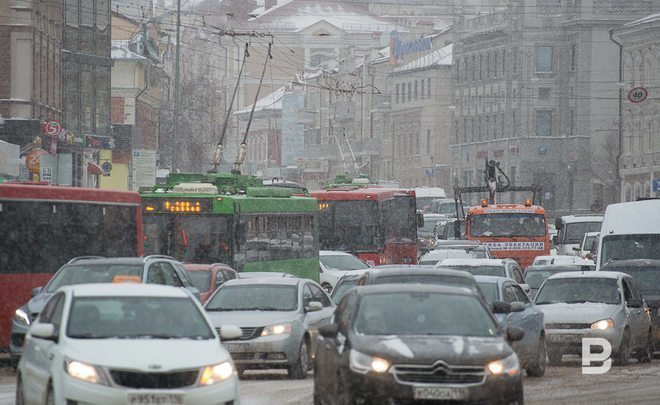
left=546, top=271, right=626, bottom=280
left=438, top=258, right=506, bottom=267
left=65, top=283, right=189, bottom=297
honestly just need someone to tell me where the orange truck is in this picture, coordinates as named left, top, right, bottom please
left=463, top=199, right=550, bottom=269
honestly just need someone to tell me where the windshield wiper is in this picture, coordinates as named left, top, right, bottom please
left=68, top=333, right=103, bottom=339
left=564, top=300, right=589, bottom=304
left=534, top=301, right=557, bottom=305
left=124, top=334, right=175, bottom=339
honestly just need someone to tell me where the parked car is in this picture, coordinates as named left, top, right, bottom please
left=183, top=263, right=238, bottom=304
left=313, top=284, right=525, bottom=404
left=204, top=277, right=335, bottom=379
left=524, top=265, right=592, bottom=299
left=356, top=266, right=486, bottom=300
left=16, top=283, right=241, bottom=405
left=319, top=250, right=370, bottom=293
left=10, top=255, right=200, bottom=364
left=532, top=255, right=595, bottom=268
left=535, top=271, right=654, bottom=366
left=330, top=271, right=370, bottom=304
left=600, top=259, right=660, bottom=346
left=474, top=276, right=546, bottom=377
left=237, top=272, right=298, bottom=279
left=436, top=258, right=529, bottom=293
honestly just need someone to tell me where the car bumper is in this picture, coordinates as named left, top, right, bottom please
left=60, top=373, right=240, bottom=405
left=546, top=327, right=623, bottom=354
left=345, top=368, right=522, bottom=405
left=224, top=334, right=299, bottom=369
left=9, top=319, right=29, bottom=360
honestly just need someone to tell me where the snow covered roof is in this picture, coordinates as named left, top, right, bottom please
left=111, top=40, right=147, bottom=61
left=248, top=0, right=402, bottom=33
left=621, top=13, right=660, bottom=29
left=392, top=43, right=452, bottom=74
left=234, top=86, right=286, bottom=115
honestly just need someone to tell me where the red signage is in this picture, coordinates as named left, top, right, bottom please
left=476, top=151, right=488, bottom=159
left=44, top=120, right=62, bottom=137
left=493, top=149, right=504, bottom=158
left=26, top=149, right=48, bottom=174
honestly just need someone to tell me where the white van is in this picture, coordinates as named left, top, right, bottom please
left=596, top=199, right=660, bottom=269
left=554, top=214, right=603, bottom=255
left=414, top=187, right=447, bottom=212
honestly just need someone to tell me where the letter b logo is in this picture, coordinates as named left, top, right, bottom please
left=582, top=338, right=612, bottom=374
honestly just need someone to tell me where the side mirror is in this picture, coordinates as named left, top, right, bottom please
left=554, top=218, right=563, bottom=230
left=30, top=323, right=57, bottom=341
left=318, top=324, right=339, bottom=338
left=219, top=325, right=243, bottom=341
left=506, top=326, right=525, bottom=342
left=492, top=300, right=511, bottom=314
left=417, top=211, right=424, bottom=228
left=322, top=284, right=332, bottom=294
left=509, top=302, right=525, bottom=313
left=305, top=301, right=323, bottom=312
left=551, top=235, right=557, bottom=246
left=32, top=287, right=42, bottom=297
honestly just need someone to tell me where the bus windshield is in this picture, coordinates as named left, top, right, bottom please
left=560, top=221, right=602, bottom=244
left=319, top=200, right=379, bottom=251
left=384, top=196, right=417, bottom=242
left=470, top=213, right=546, bottom=238
left=601, top=234, right=660, bottom=264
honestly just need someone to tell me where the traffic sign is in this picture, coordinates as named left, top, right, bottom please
left=628, top=87, right=648, bottom=103
left=101, top=161, right=113, bottom=172
left=653, top=178, right=660, bottom=193
left=44, top=120, right=62, bottom=137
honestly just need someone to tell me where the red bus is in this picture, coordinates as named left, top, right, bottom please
left=0, top=182, right=143, bottom=350
left=311, top=187, right=418, bottom=266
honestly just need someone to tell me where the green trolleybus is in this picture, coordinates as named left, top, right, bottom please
left=140, top=173, right=320, bottom=281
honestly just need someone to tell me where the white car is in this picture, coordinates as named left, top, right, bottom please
left=436, top=258, right=529, bottom=292
left=532, top=254, right=595, bottom=268
left=16, top=283, right=241, bottom=405
left=319, top=250, right=370, bottom=293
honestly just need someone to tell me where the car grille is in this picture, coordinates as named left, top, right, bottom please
left=230, top=352, right=286, bottom=361
left=392, top=362, right=485, bottom=385
left=109, top=369, right=199, bottom=389
left=546, top=323, right=591, bottom=330
left=217, top=327, right=264, bottom=340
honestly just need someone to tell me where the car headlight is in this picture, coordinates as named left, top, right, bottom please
left=65, top=360, right=109, bottom=385
left=261, top=323, right=292, bottom=337
left=349, top=349, right=390, bottom=374
left=590, top=319, right=614, bottom=330
left=486, top=353, right=520, bottom=376
left=14, top=308, right=30, bottom=327
left=199, top=361, right=235, bottom=385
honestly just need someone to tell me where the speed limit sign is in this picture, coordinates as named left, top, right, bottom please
left=628, top=87, right=648, bottom=103
left=44, top=120, right=62, bottom=137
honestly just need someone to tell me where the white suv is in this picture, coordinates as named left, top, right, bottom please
left=319, top=251, right=370, bottom=293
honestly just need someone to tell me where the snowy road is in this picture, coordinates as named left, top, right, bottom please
left=3, top=359, right=660, bottom=404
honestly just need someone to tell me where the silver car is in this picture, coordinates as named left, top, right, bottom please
left=474, top=276, right=547, bottom=377
left=535, top=271, right=654, bottom=366
left=205, top=277, right=335, bottom=379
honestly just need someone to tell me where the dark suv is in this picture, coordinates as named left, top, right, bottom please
left=10, top=255, right=199, bottom=365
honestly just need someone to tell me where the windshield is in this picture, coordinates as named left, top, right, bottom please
left=600, top=265, right=660, bottom=294
left=66, top=297, right=214, bottom=339
left=470, top=213, right=546, bottom=237
left=420, top=219, right=441, bottom=234
left=583, top=234, right=599, bottom=251
left=560, top=221, right=602, bottom=244
left=373, top=274, right=474, bottom=289
left=186, top=270, right=211, bottom=293
left=45, top=264, right=143, bottom=293
left=331, top=278, right=361, bottom=303
left=525, top=270, right=573, bottom=289
left=355, top=292, right=498, bottom=337
left=432, top=200, right=464, bottom=215
left=383, top=195, right=417, bottom=242
left=535, top=278, right=620, bottom=305
left=440, top=265, right=506, bottom=278
left=476, top=283, right=499, bottom=304
left=318, top=200, right=380, bottom=251
left=417, top=197, right=441, bottom=212
left=205, top=284, right=298, bottom=311
left=321, top=255, right=369, bottom=271
left=601, top=234, right=660, bottom=263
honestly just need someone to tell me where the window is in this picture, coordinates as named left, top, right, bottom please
left=537, top=46, right=553, bottom=72
left=570, top=109, right=576, bottom=135
left=427, top=78, right=431, bottom=97
left=308, top=283, right=332, bottom=307
left=39, top=293, right=65, bottom=324
left=414, top=80, right=418, bottom=100
left=512, top=48, right=518, bottom=74
left=395, top=84, right=399, bottom=104
left=535, top=110, right=553, bottom=137
left=512, top=111, right=517, bottom=138
left=421, top=79, right=425, bottom=99
left=510, top=166, right=516, bottom=185
left=511, top=285, right=530, bottom=304
left=408, top=82, right=412, bottom=101
left=539, top=88, right=551, bottom=99
left=493, top=115, right=499, bottom=139
left=571, top=44, right=577, bottom=71
left=426, top=129, right=431, bottom=152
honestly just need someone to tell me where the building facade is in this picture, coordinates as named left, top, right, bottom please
left=612, top=14, right=660, bottom=200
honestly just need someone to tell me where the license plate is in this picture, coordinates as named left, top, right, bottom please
left=550, top=334, right=581, bottom=343
left=413, top=386, right=468, bottom=400
left=126, top=392, right=183, bottom=405
left=224, top=343, right=247, bottom=351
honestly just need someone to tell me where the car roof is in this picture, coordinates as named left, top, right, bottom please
left=601, top=259, right=660, bottom=268
left=373, top=264, right=434, bottom=270
left=65, top=257, right=148, bottom=266
left=62, top=283, right=190, bottom=298
left=526, top=265, right=591, bottom=272
left=183, top=263, right=233, bottom=271
left=319, top=250, right=357, bottom=257
left=366, top=267, right=476, bottom=279
left=439, top=258, right=506, bottom=266
left=222, top=277, right=302, bottom=286
left=238, top=272, right=296, bottom=278
left=546, top=271, right=626, bottom=280
left=434, top=240, right=483, bottom=246
left=355, top=283, right=479, bottom=297
left=560, top=214, right=603, bottom=222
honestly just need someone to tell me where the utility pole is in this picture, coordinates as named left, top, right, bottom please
left=171, top=0, right=182, bottom=172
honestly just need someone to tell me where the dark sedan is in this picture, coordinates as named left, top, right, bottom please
left=314, top=284, right=524, bottom=405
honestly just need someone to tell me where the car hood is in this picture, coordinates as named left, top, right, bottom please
left=351, top=334, right=513, bottom=366
left=205, top=310, right=299, bottom=327
left=26, top=293, right=54, bottom=314
left=62, top=338, right=230, bottom=371
left=537, top=303, right=619, bottom=324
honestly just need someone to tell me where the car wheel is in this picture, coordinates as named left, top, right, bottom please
left=547, top=349, right=562, bottom=366
left=637, top=330, right=654, bottom=364
left=288, top=339, right=309, bottom=379
left=613, top=330, right=630, bottom=366
left=45, top=384, right=55, bottom=405
left=321, top=283, right=333, bottom=294
left=15, top=374, right=24, bottom=405
left=526, top=335, right=547, bottom=377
